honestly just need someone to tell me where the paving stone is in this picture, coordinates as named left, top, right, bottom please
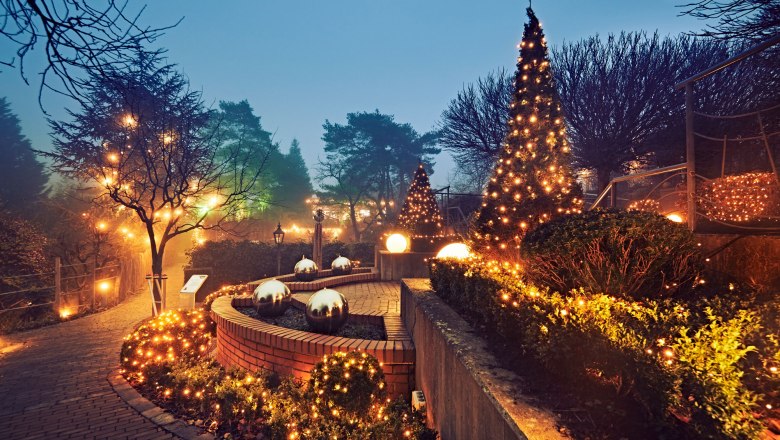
left=0, top=290, right=177, bottom=439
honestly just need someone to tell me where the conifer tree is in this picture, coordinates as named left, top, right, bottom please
left=397, top=163, right=444, bottom=237
left=474, top=7, right=582, bottom=253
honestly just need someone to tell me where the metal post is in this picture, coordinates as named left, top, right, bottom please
left=54, top=257, right=61, bottom=314
left=610, top=184, right=617, bottom=208
left=685, top=83, right=696, bottom=231
left=91, top=262, right=97, bottom=311
left=757, top=113, right=780, bottom=185
left=276, top=246, right=281, bottom=276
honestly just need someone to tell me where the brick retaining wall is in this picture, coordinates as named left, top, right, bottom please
left=211, top=295, right=414, bottom=397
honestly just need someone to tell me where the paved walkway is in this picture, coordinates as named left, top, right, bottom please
left=0, top=290, right=177, bottom=439
left=292, top=281, right=400, bottom=315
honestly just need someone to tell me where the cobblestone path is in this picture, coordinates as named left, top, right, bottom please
left=0, top=291, right=177, bottom=439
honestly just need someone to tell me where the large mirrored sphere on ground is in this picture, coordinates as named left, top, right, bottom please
left=252, top=280, right=291, bottom=316
left=305, top=288, right=349, bottom=334
left=330, top=256, right=353, bottom=276
left=294, top=256, right=319, bottom=281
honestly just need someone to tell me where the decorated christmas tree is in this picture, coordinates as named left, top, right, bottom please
left=397, top=163, right=444, bottom=238
left=474, top=7, right=582, bottom=253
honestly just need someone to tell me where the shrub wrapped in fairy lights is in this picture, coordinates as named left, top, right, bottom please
left=699, top=171, right=780, bottom=223
left=309, top=351, right=387, bottom=419
left=120, top=309, right=214, bottom=383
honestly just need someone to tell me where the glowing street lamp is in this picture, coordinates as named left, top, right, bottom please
left=273, top=222, right=285, bottom=275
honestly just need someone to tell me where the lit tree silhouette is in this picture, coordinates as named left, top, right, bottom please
left=474, top=7, right=582, bottom=254
left=397, top=163, right=444, bottom=238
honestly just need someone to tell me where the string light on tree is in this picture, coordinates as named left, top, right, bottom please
left=396, top=163, right=445, bottom=238
left=474, top=7, right=582, bottom=254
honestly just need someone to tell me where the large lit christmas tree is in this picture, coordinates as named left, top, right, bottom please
left=397, top=163, right=444, bottom=238
left=474, top=7, right=582, bottom=254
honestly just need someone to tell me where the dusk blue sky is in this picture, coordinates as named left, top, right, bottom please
left=1, top=0, right=705, bottom=187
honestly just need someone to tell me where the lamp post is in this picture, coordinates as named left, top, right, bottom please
left=273, top=222, right=285, bottom=275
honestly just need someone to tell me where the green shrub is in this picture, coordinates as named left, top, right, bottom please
left=188, top=240, right=376, bottom=286
left=521, top=209, right=702, bottom=300
left=429, top=259, right=775, bottom=439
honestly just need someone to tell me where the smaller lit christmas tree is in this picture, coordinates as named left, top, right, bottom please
left=397, top=163, right=444, bottom=238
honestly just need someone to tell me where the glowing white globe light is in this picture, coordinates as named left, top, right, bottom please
left=385, top=233, right=408, bottom=253
left=666, top=213, right=684, bottom=223
left=436, top=243, right=471, bottom=260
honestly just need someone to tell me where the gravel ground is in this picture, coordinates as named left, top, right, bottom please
left=236, top=306, right=385, bottom=340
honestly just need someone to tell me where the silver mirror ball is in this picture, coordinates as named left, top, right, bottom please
left=305, top=288, right=349, bottom=334
left=252, top=279, right=292, bottom=316
left=330, top=256, right=353, bottom=276
left=294, top=256, right=319, bottom=281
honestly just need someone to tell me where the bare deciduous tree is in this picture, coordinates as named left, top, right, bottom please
left=551, top=33, right=762, bottom=190
left=679, top=0, right=780, bottom=41
left=0, top=0, right=177, bottom=106
left=438, top=69, right=512, bottom=191
left=40, top=53, right=262, bottom=305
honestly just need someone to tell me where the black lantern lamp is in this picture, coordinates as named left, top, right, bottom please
left=273, top=222, right=285, bottom=275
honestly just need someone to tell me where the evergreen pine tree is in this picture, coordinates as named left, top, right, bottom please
left=474, top=7, right=582, bottom=253
left=0, top=97, right=48, bottom=214
left=275, top=139, right=314, bottom=215
left=397, top=163, right=444, bottom=237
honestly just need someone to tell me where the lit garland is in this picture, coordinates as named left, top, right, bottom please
left=396, top=163, right=445, bottom=238
left=474, top=7, right=582, bottom=253
left=699, top=172, right=780, bottom=223
left=627, top=199, right=661, bottom=213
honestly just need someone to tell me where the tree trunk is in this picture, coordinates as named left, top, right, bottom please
left=349, top=202, right=361, bottom=242
left=597, top=167, right=612, bottom=194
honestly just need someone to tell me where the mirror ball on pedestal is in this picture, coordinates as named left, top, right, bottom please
left=330, top=255, right=353, bottom=275
left=252, top=280, right=291, bottom=316
left=294, top=256, right=318, bottom=281
left=305, top=288, right=349, bottom=334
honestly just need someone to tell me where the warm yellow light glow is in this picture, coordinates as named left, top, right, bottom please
left=59, top=308, right=72, bottom=319
left=98, top=280, right=112, bottom=292
left=123, top=114, right=136, bottom=127
left=96, top=222, right=107, bottom=230
left=385, top=233, right=408, bottom=253
left=436, top=243, right=471, bottom=260
left=162, top=134, right=174, bottom=144
left=666, top=213, right=684, bottom=223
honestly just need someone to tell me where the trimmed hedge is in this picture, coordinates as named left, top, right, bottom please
left=521, top=209, right=702, bottom=300
left=188, top=240, right=375, bottom=287
left=429, top=259, right=779, bottom=439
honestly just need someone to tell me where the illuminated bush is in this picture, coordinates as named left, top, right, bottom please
left=699, top=172, right=780, bottom=223
left=429, top=259, right=778, bottom=438
left=120, top=309, right=214, bottom=383
left=521, top=209, right=702, bottom=299
left=122, top=316, right=436, bottom=440
left=309, top=351, right=387, bottom=418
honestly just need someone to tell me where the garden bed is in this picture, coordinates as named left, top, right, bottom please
left=429, top=259, right=780, bottom=439
left=236, top=306, right=386, bottom=340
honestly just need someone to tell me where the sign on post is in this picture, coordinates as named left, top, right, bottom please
left=180, top=274, right=208, bottom=310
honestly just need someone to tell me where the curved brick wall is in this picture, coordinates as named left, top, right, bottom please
left=246, top=268, right=377, bottom=292
left=210, top=295, right=415, bottom=397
